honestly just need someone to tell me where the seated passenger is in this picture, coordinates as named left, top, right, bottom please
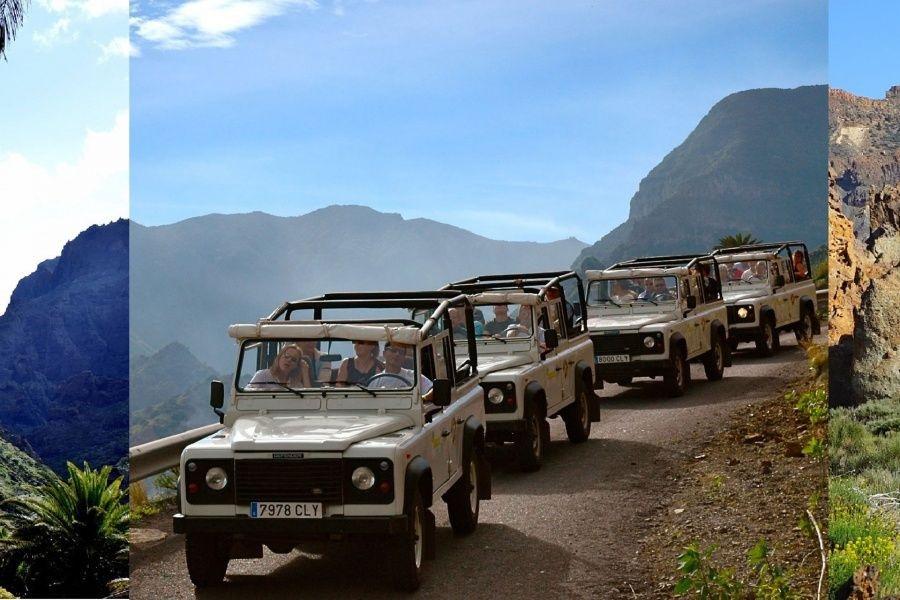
left=506, top=307, right=546, bottom=350
left=449, top=307, right=467, bottom=339
left=485, top=304, right=517, bottom=335
left=741, top=261, right=769, bottom=283
left=637, top=278, right=656, bottom=300
left=610, top=280, right=636, bottom=302
left=336, top=340, right=384, bottom=386
left=792, top=250, right=808, bottom=279
left=698, top=263, right=721, bottom=300
left=297, top=340, right=325, bottom=385
left=247, top=344, right=311, bottom=390
left=367, top=342, right=433, bottom=396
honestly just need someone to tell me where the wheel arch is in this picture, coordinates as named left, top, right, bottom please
left=524, top=380, right=547, bottom=417
left=404, top=455, right=433, bottom=510
left=461, top=416, right=491, bottom=500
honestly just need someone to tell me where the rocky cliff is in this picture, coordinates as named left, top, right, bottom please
left=575, top=85, right=828, bottom=268
left=0, top=220, right=128, bottom=473
left=829, top=87, right=900, bottom=406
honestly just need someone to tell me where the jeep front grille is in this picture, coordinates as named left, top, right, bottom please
left=592, top=334, right=644, bottom=354
left=234, top=459, right=343, bottom=504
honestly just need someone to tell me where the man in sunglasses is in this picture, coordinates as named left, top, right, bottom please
left=367, top=342, right=434, bottom=400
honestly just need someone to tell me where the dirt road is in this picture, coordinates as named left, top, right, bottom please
left=130, top=335, right=819, bottom=599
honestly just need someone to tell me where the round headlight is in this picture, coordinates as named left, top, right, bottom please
left=351, top=466, right=376, bottom=490
left=205, top=467, right=228, bottom=491
left=643, top=335, right=656, bottom=349
left=737, top=307, right=749, bottom=319
left=487, top=387, right=505, bottom=405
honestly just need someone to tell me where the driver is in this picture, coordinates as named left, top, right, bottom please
left=742, top=261, right=768, bottom=283
left=367, top=342, right=434, bottom=398
left=485, top=304, right=517, bottom=335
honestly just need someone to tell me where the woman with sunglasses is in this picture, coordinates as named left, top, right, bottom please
left=247, top=343, right=311, bottom=390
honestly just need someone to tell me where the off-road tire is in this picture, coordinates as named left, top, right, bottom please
left=393, top=489, right=426, bottom=591
left=755, top=317, right=778, bottom=357
left=185, top=533, right=229, bottom=588
left=795, top=308, right=814, bottom=344
left=702, top=334, right=726, bottom=381
left=517, top=399, right=546, bottom=472
left=663, top=345, right=689, bottom=397
left=446, top=451, right=480, bottom=535
left=562, top=385, right=591, bottom=443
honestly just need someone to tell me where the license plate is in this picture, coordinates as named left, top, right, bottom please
left=250, top=502, right=323, bottom=519
left=597, top=354, right=630, bottom=364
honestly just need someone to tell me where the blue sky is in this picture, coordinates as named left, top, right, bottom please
left=0, top=0, right=128, bottom=312
left=131, top=0, right=827, bottom=243
left=830, top=0, right=900, bottom=99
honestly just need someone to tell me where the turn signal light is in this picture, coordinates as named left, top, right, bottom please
left=187, top=482, right=200, bottom=495
left=379, top=481, right=392, bottom=494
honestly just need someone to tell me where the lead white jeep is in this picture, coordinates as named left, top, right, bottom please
left=585, top=255, right=732, bottom=397
left=173, top=293, right=490, bottom=592
left=442, top=272, right=601, bottom=472
left=711, top=241, right=821, bottom=356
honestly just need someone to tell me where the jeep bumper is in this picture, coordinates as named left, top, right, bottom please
left=727, top=326, right=761, bottom=343
left=485, top=419, right=526, bottom=442
left=595, top=359, right=668, bottom=381
left=173, top=513, right=408, bottom=536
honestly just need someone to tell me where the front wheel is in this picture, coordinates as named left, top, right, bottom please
left=446, top=451, right=480, bottom=535
left=755, top=318, right=778, bottom=357
left=562, top=385, right=591, bottom=443
left=517, top=400, right=546, bottom=472
left=393, top=490, right=426, bottom=591
left=185, top=533, right=229, bottom=588
left=702, top=335, right=726, bottom=381
left=795, top=309, right=814, bottom=344
left=663, top=346, right=689, bottom=397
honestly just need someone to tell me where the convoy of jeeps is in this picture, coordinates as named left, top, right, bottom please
left=173, top=243, right=821, bottom=591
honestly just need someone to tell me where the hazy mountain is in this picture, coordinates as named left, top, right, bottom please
left=0, top=220, right=128, bottom=474
left=130, top=206, right=587, bottom=371
left=575, top=85, right=828, bottom=269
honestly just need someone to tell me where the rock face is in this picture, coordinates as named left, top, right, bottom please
left=575, top=85, right=828, bottom=269
left=0, top=220, right=128, bottom=473
left=829, top=86, right=900, bottom=406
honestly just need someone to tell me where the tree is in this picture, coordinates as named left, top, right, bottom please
left=0, top=462, right=129, bottom=598
left=715, top=233, right=760, bottom=249
left=0, top=0, right=28, bottom=59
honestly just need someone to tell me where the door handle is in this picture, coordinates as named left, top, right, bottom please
left=441, top=429, right=451, bottom=437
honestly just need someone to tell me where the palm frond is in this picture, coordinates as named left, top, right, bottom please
left=0, top=0, right=29, bottom=59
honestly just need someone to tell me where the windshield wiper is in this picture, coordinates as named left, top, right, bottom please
left=252, top=380, right=306, bottom=398
left=333, top=381, right=377, bottom=397
left=490, top=334, right=508, bottom=344
left=635, top=297, right=658, bottom=305
left=599, top=297, right=621, bottom=307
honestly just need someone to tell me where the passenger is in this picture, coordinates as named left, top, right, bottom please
left=368, top=342, right=433, bottom=398
left=732, top=262, right=749, bottom=280
left=507, top=306, right=546, bottom=350
left=610, top=280, right=636, bottom=302
left=742, top=261, right=768, bottom=283
left=792, top=250, right=808, bottom=279
left=637, top=278, right=656, bottom=300
left=449, top=307, right=467, bottom=338
left=297, top=340, right=324, bottom=384
left=247, top=343, right=311, bottom=390
left=336, top=340, right=384, bottom=386
left=653, top=278, right=674, bottom=300
left=485, top=304, right=517, bottom=335
left=698, top=263, right=721, bottom=300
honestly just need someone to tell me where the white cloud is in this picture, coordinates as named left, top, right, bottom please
left=33, top=17, right=79, bottom=47
left=37, top=0, right=127, bottom=17
left=132, top=0, right=317, bottom=50
left=0, top=111, right=128, bottom=314
left=98, top=36, right=139, bottom=61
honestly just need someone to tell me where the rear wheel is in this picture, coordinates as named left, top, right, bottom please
left=446, top=450, right=480, bottom=535
left=185, top=533, right=229, bottom=588
left=664, top=346, right=689, bottom=397
left=755, top=318, right=778, bottom=357
left=393, top=490, right=426, bottom=591
left=562, top=385, right=591, bottom=443
left=703, top=335, right=726, bottom=381
left=795, top=308, right=814, bottom=344
left=517, top=400, right=546, bottom=472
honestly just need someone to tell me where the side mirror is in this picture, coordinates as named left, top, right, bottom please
left=210, top=380, right=225, bottom=423
left=774, top=275, right=785, bottom=288
left=432, top=379, right=452, bottom=407
left=686, top=295, right=697, bottom=310
left=544, top=329, right=559, bottom=350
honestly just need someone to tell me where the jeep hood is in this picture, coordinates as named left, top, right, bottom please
left=477, top=353, right=535, bottom=376
left=229, top=413, right=414, bottom=451
left=723, top=289, right=768, bottom=304
left=588, top=313, right=674, bottom=331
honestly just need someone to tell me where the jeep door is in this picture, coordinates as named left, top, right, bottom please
left=772, top=259, right=794, bottom=327
left=547, top=298, right=579, bottom=405
left=421, top=339, right=451, bottom=489
left=538, top=304, right=564, bottom=412
left=682, top=276, right=704, bottom=357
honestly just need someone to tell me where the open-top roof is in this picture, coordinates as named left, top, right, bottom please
left=442, top=270, right=579, bottom=299
left=711, top=241, right=808, bottom=256
left=228, top=321, right=423, bottom=345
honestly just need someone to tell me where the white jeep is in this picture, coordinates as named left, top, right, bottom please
left=173, top=292, right=490, bottom=592
left=585, top=255, right=731, bottom=397
left=711, top=242, right=821, bottom=356
left=442, top=272, right=601, bottom=472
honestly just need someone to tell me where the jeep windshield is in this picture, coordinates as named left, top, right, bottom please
left=236, top=338, right=424, bottom=400
left=587, top=276, right=678, bottom=307
left=718, top=260, right=770, bottom=286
